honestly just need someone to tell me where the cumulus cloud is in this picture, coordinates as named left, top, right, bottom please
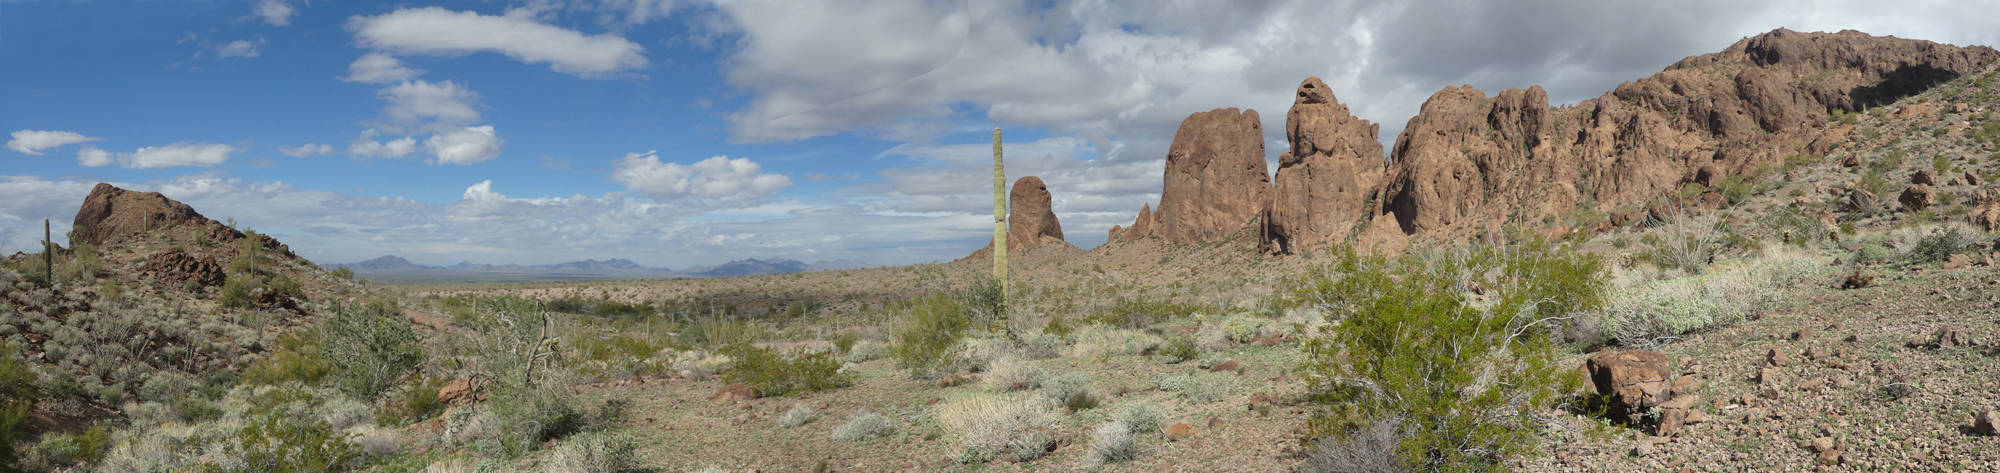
left=610, top=152, right=792, bottom=203
left=377, top=80, right=482, bottom=127
left=347, top=6, right=648, bottom=77
left=342, top=53, right=424, bottom=83
left=346, top=130, right=419, bottom=158
left=425, top=126, right=504, bottom=165
left=216, top=39, right=263, bottom=58
left=589, top=0, right=680, bottom=26
left=256, top=0, right=298, bottom=26
left=76, top=142, right=236, bottom=169
left=277, top=143, right=335, bottom=157
left=6, top=130, right=102, bottom=155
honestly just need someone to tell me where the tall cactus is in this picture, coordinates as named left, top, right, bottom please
left=992, top=128, right=1008, bottom=296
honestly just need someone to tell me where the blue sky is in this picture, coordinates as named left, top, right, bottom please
left=5, top=0, right=1997, bottom=268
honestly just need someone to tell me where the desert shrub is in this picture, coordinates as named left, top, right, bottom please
left=1088, top=421, right=1139, bottom=465
left=982, top=358, right=1046, bottom=392
left=1301, top=419, right=1407, bottom=473
left=1021, top=333, right=1063, bottom=360
left=719, top=343, right=848, bottom=397
left=546, top=431, right=638, bottom=473
left=829, top=412, right=895, bottom=441
left=1223, top=315, right=1265, bottom=344
left=230, top=231, right=268, bottom=275
left=1903, top=223, right=1978, bottom=264
left=1112, top=402, right=1164, bottom=434
left=377, top=376, right=448, bottom=427
left=1087, top=297, right=1206, bottom=329
left=20, top=425, right=113, bottom=471
left=682, top=316, right=764, bottom=348
left=889, top=293, right=969, bottom=378
left=449, top=296, right=618, bottom=454
left=1041, top=316, right=1072, bottom=338
left=195, top=391, right=370, bottom=473
left=1066, top=325, right=1159, bottom=359
left=845, top=341, right=885, bottom=362
left=1763, top=206, right=1830, bottom=248
left=1292, top=243, right=1601, bottom=471
left=268, top=276, right=303, bottom=300
left=1176, top=372, right=1234, bottom=404
left=218, top=274, right=259, bottom=309
left=242, top=330, right=333, bottom=386
left=936, top=396, right=1057, bottom=464
left=58, top=242, right=101, bottom=282
left=954, top=273, right=1009, bottom=334
left=1638, top=215, right=1723, bottom=274
left=830, top=331, right=860, bottom=354
left=1157, top=334, right=1197, bottom=364
left=0, top=343, right=38, bottom=469
left=777, top=402, right=817, bottom=428
left=329, top=266, right=354, bottom=281
left=319, top=301, right=424, bottom=400
left=1036, top=372, right=1092, bottom=404
left=1718, top=176, right=1753, bottom=206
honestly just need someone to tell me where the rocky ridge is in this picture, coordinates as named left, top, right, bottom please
left=1104, top=28, right=2000, bottom=253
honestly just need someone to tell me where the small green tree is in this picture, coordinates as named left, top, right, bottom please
left=319, top=300, right=424, bottom=400
left=1293, top=242, right=1604, bottom=472
left=889, top=293, right=969, bottom=378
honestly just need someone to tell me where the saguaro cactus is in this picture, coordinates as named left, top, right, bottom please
left=992, top=128, right=1008, bottom=295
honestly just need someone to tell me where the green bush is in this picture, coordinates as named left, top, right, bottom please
left=720, top=343, right=849, bottom=397
left=1907, top=226, right=1975, bottom=264
left=1157, top=334, right=1197, bottom=364
left=1763, top=206, right=1830, bottom=248
left=242, top=330, right=333, bottom=386
left=196, top=406, right=368, bottom=473
left=830, top=331, right=860, bottom=355
left=319, top=301, right=424, bottom=400
left=329, top=266, right=354, bottom=281
left=268, top=276, right=304, bottom=300
left=830, top=412, right=895, bottom=441
left=889, top=294, right=969, bottom=378
left=1718, top=176, right=1753, bottom=206
left=1293, top=243, right=1600, bottom=471
left=218, top=274, right=259, bottom=308
left=378, top=376, right=449, bottom=427
left=230, top=231, right=267, bottom=275
left=1, top=343, right=39, bottom=469
left=21, top=425, right=112, bottom=470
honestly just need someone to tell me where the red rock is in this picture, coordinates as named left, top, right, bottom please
left=1899, top=184, right=1936, bottom=210
left=138, top=247, right=225, bottom=289
left=1209, top=360, right=1241, bottom=373
left=1764, top=348, right=1791, bottom=367
left=1911, top=169, right=1940, bottom=186
left=1121, top=203, right=1156, bottom=241
left=710, top=383, right=757, bottom=403
left=1164, top=422, right=1195, bottom=441
left=1266, top=77, right=1384, bottom=253
left=1585, top=350, right=1673, bottom=424
left=439, top=378, right=484, bottom=405
left=1152, top=108, right=1270, bottom=245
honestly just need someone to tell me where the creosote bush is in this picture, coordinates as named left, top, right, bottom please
left=1293, top=242, right=1602, bottom=472
left=319, top=300, right=424, bottom=400
left=829, top=412, right=895, bottom=441
left=890, top=293, right=969, bottom=378
left=719, top=343, right=848, bottom=397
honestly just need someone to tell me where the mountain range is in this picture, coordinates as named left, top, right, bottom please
left=328, top=255, right=869, bottom=282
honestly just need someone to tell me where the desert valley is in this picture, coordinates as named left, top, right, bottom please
left=6, top=21, right=2000, bottom=473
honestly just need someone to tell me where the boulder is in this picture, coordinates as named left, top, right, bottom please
left=1899, top=184, right=1935, bottom=211
left=1005, top=176, right=1064, bottom=250
left=438, top=378, right=485, bottom=405
left=1967, top=170, right=1984, bottom=186
left=1840, top=270, right=1873, bottom=289
left=1975, top=410, right=1999, bottom=436
left=1849, top=189, right=1877, bottom=212
left=1585, top=350, right=1673, bottom=424
left=1267, top=77, right=1384, bottom=253
left=1152, top=108, right=1270, bottom=245
left=1912, top=169, right=1939, bottom=186
left=1975, top=204, right=2000, bottom=231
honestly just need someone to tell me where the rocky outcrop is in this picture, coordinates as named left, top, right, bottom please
left=138, top=247, right=225, bottom=288
left=1106, top=28, right=1995, bottom=253
left=963, top=176, right=1071, bottom=259
left=1267, top=77, right=1384, bottom=253
left=1120, top=203, right=1155, bottom=241
left=72, top=183, right=225, bottom=247
left=1586, top=349, right=1700, bottom=436
left=1004, top=176, right=1064, bottom=250
left=1148, top=108, right=1270, bottom=245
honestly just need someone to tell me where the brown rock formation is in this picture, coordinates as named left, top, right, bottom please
left=1899, top=184, right=1935, bottom=210
left=138, top=247, right=225, bottom=288
left=1004, top=176, right=1064, bottom=250
left=1120, top=203, right=1156, bottom=241
left=1267, top=77, right=1384, bottom=253
left=72, top=183, right=225, bottom=247
left=1151, top=108, right=1270, bottom=245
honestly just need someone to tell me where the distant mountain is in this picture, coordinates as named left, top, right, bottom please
left=343, top=255, right=431, bottom=271
left=687, top=257, right=809, bottom=278
left=328, top=255, right=869, bottom=283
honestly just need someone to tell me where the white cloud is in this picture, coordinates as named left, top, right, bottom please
left=277, top=143, right=335, bottom=157
left=425, top=126, right=504, bottom=165
left=76, top=142, right=236, bottom=169
left=589, top=0, right=680, bottom=26
left=610, top=152, right=792, bottom=203
left=256, top=0, right=298, bottom=26
left=216, top=39, right=263, bottom=58
left=342, top=53, right=424, bottom=83
left=6, top=130, right=102, bottom=155
left=347, top=6, right=648, bottom=77
left=346, top=130, right=419, bottom=158
left=378, top=80, right=481, bottom=127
